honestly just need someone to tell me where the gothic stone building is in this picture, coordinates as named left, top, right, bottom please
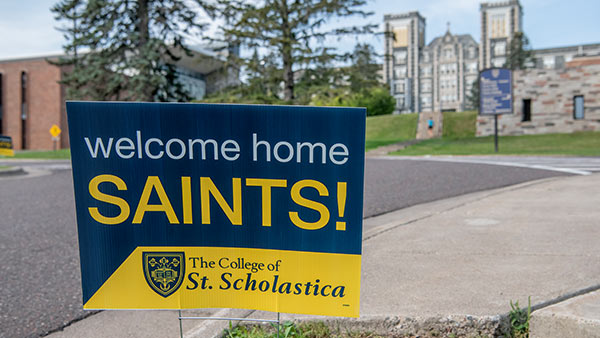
left=383, top=13, right=479, bottom=114
left=384, top=0, right=600, bottom=114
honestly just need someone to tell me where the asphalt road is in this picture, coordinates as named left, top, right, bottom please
left=0, top=159, right=568, bottom=338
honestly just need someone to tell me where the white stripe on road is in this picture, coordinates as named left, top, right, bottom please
left=377, top=156, right=593, bottom=175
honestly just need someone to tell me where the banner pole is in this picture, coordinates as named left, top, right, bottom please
left=277, top=312, right=280, bottom=338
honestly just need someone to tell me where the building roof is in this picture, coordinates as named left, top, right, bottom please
left=0, top=45, right=229, bottom=75
left=384, top=11, right=425, bottom=22
left=0, top=52, right=65, bottom=64
left=427, top=32, right=477, bottom=48
left=480, top=0, right=521, bottom=9
left=533, top=43, right=600, bottom=57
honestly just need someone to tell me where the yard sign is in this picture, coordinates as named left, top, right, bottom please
left=67, top=102, right=365, bottom=317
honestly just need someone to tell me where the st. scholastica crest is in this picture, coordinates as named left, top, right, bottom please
left=142, top=252, right=185, bottom=298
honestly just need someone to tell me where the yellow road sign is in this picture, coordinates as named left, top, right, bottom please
left=50, top=124, right=62, bottom=138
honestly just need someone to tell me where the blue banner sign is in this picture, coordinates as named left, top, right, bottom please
left=67, top=102, right=366, bottom=317
left=479, top=68, right=512, bottom=115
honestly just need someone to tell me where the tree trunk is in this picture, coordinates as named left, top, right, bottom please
left=137, top=0, right=153, bottom=101
left=279, top=0, right=294, bottom=102
left=282, top=48, right=294, bottom=102
left=137, top=0, right=149, bottom=47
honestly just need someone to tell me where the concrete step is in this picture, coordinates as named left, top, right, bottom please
left=530, top=289, right=600, bottom=338
left=416, top=111, right=443, bottom=140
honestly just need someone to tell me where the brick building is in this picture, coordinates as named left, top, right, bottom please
left=0, top=55, right=67, bottom=150
left=0, top=46, right=237, bottom=150
left=476, top=56, right=600, bottom=136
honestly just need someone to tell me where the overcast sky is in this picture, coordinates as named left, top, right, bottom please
left=1, top=0, right=599, bottom=60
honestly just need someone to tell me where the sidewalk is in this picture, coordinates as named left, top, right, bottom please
left=47, top=174, right=600, bottom=337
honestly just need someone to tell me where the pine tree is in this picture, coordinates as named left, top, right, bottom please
left=465, top=77, right=479, bottom=111
left=51, top=0, right=212, bottom=101
left=347, top=43, right=381, bottom=94
left=504, top=32, right=534, bottom=70
left=217, top=0, right=375, bottom=103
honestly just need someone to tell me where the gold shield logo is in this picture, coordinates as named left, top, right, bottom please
left=142, top=252, right=185, bottom=298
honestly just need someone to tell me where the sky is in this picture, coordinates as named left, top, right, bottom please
left=0, top=0, right=599, bottom=60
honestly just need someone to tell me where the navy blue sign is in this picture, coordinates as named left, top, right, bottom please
left=479, top=68, right=512, bottom=115
left=67, top=102, right=366, bottom=314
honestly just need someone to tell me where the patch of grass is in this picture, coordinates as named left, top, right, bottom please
left=365, top=113, right=418, bottom=151
left=443, top=110, right=477, bottom=139
left=392, top=131, right=600, bottom=157
left=508, top=297, right=531, bottom=338
left=222, top=321, right=384, bottom=338
left=2, top=149, right=72, bottom=160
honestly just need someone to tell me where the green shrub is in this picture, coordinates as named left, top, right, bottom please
left=349, top=87, right=396, bottom=116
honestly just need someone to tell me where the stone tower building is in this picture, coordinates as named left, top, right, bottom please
left=383, top=12, right=426, bottom=113
left=479, top=0, right=523, bottom=69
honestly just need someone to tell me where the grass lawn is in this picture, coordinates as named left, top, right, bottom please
left=443, top=110, right=477, bottom=139
left=0, top=149, right=72, bottom=160
left=365, top=113, right=418, bottom=151
left=392, top=131, right=600, bottom=156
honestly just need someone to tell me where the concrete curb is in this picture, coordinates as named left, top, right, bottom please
left=530, top=290, right=600, bottom=338
left=217, top=315, right=510, bottom=338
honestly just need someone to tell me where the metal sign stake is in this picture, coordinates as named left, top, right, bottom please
left=494, top=115, right=499, bottom=153
left=179, top=310, right=183, bottom=338
left=176, top=311, right=282, bottom=337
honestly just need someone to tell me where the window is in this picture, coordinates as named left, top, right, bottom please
left=443, top=48, right=454, bottom=59
left=494, top=41, right=506, bottom=56
left=394, top=81, right=405, bottom=93
left=421, top=80, right=432, bottom=92
left=420, top=65, right=432, bottom=77
left=574, top=96, right=584, bottom=120
left=467, top=62, right=478, bottom=74
left=21, top=72, right=28, bottom=149
left=395, top=96, right=405, bottom=109
left=565, top=55, right=573, bottom=63
left=522, top=99, right=531, bottom=122
left=468, top=46, right=476, bottom=59
left=543, top=56, right=555, bottom=69
left=394, top=66, right=407, bottom=79
left=421, top=96, right=431, bottom=106
left=395, top=51, right=407, bottom=64
left=492, top=57, right=506, bottom=67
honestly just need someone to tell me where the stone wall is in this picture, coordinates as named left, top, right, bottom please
left=477, top=56, right=600, bottom=136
